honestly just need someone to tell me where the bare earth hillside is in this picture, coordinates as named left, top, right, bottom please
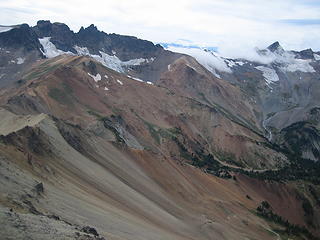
left=0, top=22, right=320, bottom=240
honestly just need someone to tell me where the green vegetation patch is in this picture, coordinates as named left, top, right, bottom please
left=48, top=82, right=73, bottom=104
left=25, top=61, right=62, bottom=81
left=144, top=121, right=161, bottom=144
left=87, top=110, right=103, bottom=120
left=215, top=150, right=244, bottom=167
left=134, top=111, right=182, bottom=145
left=256, top=201, right=319, bottom=240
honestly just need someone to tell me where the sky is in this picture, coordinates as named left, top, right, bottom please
left=1, top=0, right=320, bottom=58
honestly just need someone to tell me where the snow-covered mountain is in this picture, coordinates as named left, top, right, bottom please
left=165, top=41, right=318, bottom=81
left=0, top=21, right=181, bottom=87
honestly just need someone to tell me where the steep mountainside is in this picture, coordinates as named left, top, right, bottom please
left=0, top=21, right=320, bottom=240
left=169, top=42, right=320, bottom=161
left=0, top=20, right=181, bottom=88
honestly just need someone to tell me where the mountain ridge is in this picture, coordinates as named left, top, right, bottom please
left=0, top=20, right=320, bottom=240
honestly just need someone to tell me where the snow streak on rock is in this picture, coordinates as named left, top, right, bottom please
left=39, top=37, right=73, bottom=58
left=255, top=66, right=279, bottom=86
left=74, top=46, right=150, bottom=73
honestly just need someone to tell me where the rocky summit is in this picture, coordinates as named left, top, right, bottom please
left=0, top=20, right=320, bottom=240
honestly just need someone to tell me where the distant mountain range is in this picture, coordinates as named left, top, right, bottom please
left=159, top=42, right=218, bottom=52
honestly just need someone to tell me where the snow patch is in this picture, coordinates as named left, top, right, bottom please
left=74, top=46, right=90, bottom=55
left=127, top=75, right=144, bottom=82
left=74, top=46, right=151, bottom=73
left=104, top=75, right=109, bottom=79
left=255, top=66, right=279, bottom=85
left=39, top=37, right=72, bottom=58
left=127, top=75, right=153, bottom=84
left=225, top=59, right=236, bottom=68
left=145, top=57, right=155, bottom=63
left=282, top=58, right=315, bottom=73
left=117, top=79, right=123, bottom=85
left=313, top=54, right=320, bottom=61
left=104, top=87, right=109, bottom=91
left=0, top=26, right=13, bottom=33
left=87, top=73, right=101, bottom=82
left=235, top=61, right=245, bottom=66
left=16, top=57, right=25, bottom=64
left=98, top=51, right=124, bottom=72
left=124, top=58, right=147, bottom=66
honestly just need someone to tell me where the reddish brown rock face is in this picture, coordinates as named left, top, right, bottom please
left=0, top=21, right=319, bottom=240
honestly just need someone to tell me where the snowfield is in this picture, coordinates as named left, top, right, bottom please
left=39, top=37, right=73, bottom=58
left=37, top=42, right=152, bottom=74
left=74, top=46, right=151, bottom=73
left=255, top=66, right=279, bottom=86
left=255, top=49, right=316, bottom=73
left=281, top=58, right=315, bottom=73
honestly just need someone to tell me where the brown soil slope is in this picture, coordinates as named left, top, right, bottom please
left=0, top=55, right=318, bottom=240
left=1, top=55, right=287, bottom=169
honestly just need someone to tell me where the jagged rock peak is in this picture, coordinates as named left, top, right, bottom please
left=299, top=48, right=314, bottom=59
left=0, top=23, right=42, bottom=52
left=36, top=20, right=51, bottom=25
left=79, top=24, right=99, bottom=33
left=36, top=20, right=70, bottom=29
left=267, top=41, right=284, bottom=53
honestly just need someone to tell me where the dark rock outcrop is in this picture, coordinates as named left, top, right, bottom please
left=0, top=24, right=42, bottom=52
left=34, top=182, right=44, bottom=194
left=33, top=20, right=77, bottom=53
left=81, top=226, right=99, bottom=236
left=267, top=41, right=284, bottom=54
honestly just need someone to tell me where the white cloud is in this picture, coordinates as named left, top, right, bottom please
left=0, top=0, right=319, bottom=53
left=167, top=46, right=231, bottom=76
